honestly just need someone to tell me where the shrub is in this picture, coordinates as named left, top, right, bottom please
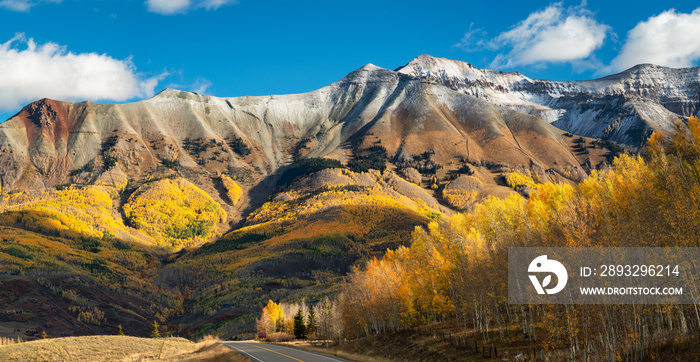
left=278, top=158, right=343, bottom=186
left=69, top=162, right=95, bottom=177
left=599, top=140, right=626, bottom=163
left=162, top=158, right=179, bottom=169
left=266, top=332, right=294, bottom=342
left=103, top=156, right=118, bottom=170
left=347, top=155, right=386, bottom=173
left=220, top=175, right=243, bottom=205
left=101, top=135, right=118, bottom=152
left=505, top=171, right=536, bottom=188
left=151, top=320, right=161, bottom=339
left=227, top=135, right=252, bottom=156
left=419, top=163, right=442, bottom=175
left=442, top=176, right=484, bottom=210
left=347, top=146, right=388, bottom=173
left=455, top=164, right=474, bottom=176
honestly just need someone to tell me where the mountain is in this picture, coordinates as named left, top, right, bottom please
left=1, top=55, right=697, bottom=196
left=0, top=54, right=686, bottom=339
left=398, top=54, right=700, bottom=147
left=0, top=57, right=600, bottom=195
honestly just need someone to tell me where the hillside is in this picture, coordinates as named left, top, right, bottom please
left=0, top=335, right=244, bottom=361
left=331, top=119, right=700, bottom=361
left=0, top=229, right=172, bottom=339
left=0, top=54, right=681, bottom=339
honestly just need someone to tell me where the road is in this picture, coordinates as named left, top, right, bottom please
left=221, top=341, right=349, bottom=362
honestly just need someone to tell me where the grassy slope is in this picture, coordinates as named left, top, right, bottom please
left=0, top=335, right=246, bottom=361
left=0, top=188, right=180, bottom=339
left=0, top=226, right=177, bottom=338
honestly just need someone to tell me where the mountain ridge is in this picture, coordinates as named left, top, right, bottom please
left=3, top=53, right=698, bottom=196
left=0, top=56, right=596, bottom=195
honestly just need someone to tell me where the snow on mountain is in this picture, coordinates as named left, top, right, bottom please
left=398, top=55, right=700, bottom=146
left=1, top=54, right=698, bottom=192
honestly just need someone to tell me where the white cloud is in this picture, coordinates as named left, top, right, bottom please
left=453, top=23, right=492, bottom=52
left=145, top=0, right=237, bottom=15
left=192, top=78, right=212, bottom=94
left=0, top=34, right=163, bottom=112
left=487, top=3, right=609, bottom=68
left=610, top=8, right=700, bottom=71
left=0, top=0, right=61, bottom=12
left=146, top=0, right=190, bottom=15
left=200, top=0, right=234, bottom=10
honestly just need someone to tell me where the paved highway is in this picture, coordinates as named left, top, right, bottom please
left=221, top=341, right=349, bottom=362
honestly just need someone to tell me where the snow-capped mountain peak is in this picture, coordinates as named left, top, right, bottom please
left=392, top=55, right=700, bottom=146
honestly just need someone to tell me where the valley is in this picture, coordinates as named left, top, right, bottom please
left=0, top=54, right=695, bottom=350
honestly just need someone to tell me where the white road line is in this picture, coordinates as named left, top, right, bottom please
left=223, top=342, right=265, bottom=362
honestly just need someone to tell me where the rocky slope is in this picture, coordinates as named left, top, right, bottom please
left=0, top=58, right=593, bottom=195
left=398, top=55, right=700, bottom=147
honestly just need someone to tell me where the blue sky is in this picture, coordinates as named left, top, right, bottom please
left=0, top=0, right=699, bottom=120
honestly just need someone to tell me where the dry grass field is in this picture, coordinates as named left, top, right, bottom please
left=0, top=335, right=246, bottom=362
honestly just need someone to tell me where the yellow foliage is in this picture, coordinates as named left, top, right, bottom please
left=442, top=191, right=478, bottom=210
left=0, top=186, right=134, bottom=241
left=258, top=300, right=287, bottom=337
left=70, top=306, right=106, bottom=326
left=688, top=115, right=700, bottom=140
left=340, top=129, right=700, bottom=350
left=442, top=176, right=483, bottom=210
left=646, top=132, right=666, bottom=159
left=526, top=182, right=574, bottom=227
left=122, top=178, right=226, bottom=249
left=246, top=185, right=415, bottom=226
left=220, top=175, right=243, bottom=205
left=505, top=171, right=536, bottom=188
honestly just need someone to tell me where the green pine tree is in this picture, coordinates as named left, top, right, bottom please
left=306, top=308, right=317, bottom=337
left=151, top=320, right=161, bottom=339
left=293, top=309, right=307, bottom=340
left=117, top=324, right=124, bottom=336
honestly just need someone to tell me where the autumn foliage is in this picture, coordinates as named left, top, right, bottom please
left=123, top=178, right=226, bottom=249
left=220, top=175, right=242, bottom=205
left=441, top=175, right=483, bottom=210
left=256, top=299, right=342, bottom=342
left=257, top=300, right=286, bottom=339
left=338, top=117, right=700, bottom=360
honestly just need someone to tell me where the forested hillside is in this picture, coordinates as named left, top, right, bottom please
left=325, top=116, right=700, bottom=360
left=4, top=55, right=700, bottom=354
